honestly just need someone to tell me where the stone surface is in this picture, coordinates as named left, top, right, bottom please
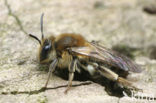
left=0, top=0, right=156, bottom=103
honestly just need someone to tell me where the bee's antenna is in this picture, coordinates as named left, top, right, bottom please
left=41, top=13, right=44, bottom=40
left=29, top=34, right=41, bottom=45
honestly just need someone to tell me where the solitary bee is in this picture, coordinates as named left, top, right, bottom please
left=29, top=14, right=142, bottom=93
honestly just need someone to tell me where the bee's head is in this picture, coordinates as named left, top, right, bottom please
left=29, top=13, right=56, bottom=64
left=38, top=36, right=56, bottom=64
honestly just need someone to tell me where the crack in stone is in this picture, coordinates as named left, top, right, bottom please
left=4, top=0, right=28, bottom=35
left=1, top=81, right=92, bottom=95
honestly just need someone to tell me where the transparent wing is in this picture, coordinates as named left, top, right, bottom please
left=70, top=42, right=142, bottom=73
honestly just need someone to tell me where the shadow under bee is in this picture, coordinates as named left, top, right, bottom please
left=38, top=64, right=131, bottom=98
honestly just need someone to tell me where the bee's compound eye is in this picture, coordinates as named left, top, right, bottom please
left=44, top=44, right=51, bottom=50
left=43, top=39, right=52, bottom=50
left=40, top=39, right=52, bottom=62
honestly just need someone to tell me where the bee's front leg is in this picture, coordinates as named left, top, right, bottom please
left=64, top=59, right=77, bottom=93
left=44, top=58, right=58, bottom=88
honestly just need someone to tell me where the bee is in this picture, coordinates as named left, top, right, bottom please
left=29, top=13, right=142, bottom=93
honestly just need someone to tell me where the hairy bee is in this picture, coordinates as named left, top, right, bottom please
left=29, top=14, right=142, bottom=93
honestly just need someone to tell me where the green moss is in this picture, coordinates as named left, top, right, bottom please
left=94, top=1, right=105, bottom=9
left=38, top=65, right=49, bottom=72
left=0, top=24, right=10, bottom=37
left=37, top=96, right=48, bottom=103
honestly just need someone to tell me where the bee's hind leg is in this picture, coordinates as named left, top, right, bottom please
left=98, top=66, right=140, bottom=91
left=64, top=59, right=77, bottom=93
left=117, top=77, right=142, bottom=91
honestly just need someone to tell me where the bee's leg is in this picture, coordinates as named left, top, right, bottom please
left=98, top=66, right=118, bottom=81
left=98, top=66, right=139, bottom=91
left=64, top=59, right=77, bottom=93
left=44, top=59, right=58, bottom=88
left=117, top=77, right=141, bottom=91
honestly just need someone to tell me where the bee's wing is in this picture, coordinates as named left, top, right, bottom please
left=70, top=42, right=142, bottom=73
